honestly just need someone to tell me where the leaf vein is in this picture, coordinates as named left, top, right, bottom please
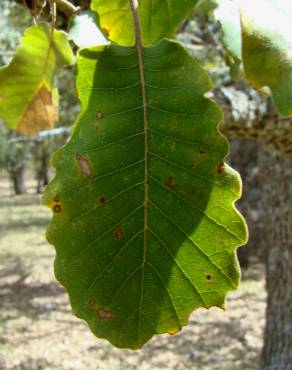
left=84, top=229, right=144, bottom=294
left=148, top=105, right=200, bottom=117
left=149, top=127, right=221, bottom=154
left=149, top=174, right=243, bottom=242
left=64, top=181, right=144, bottom=226
left=60, top=159, right=144, bottom=196
left=67, top=203, right=144, bottom=264
left=149, top=200, right=237, bottom=289
left=110, top=265, right=143, bottom=306
left=145, top=260, right=182, bottom=326
left=148, top=228, right=207, bottom=307
left=149, top=151, right=237, bottom=197
left=80, top=132, right=144, bottom=154
left=80, top=81, right=141, bottom=91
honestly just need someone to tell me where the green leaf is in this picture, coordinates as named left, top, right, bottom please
left=43, top=39, right=247, bottom=349
left=196, top=0, right=219, bottom=18
left=0, top=23, right=74, bottom=134
left=68, top=10, right=109, bottom=49
left=241, top=0, right=292, bottom=116
left=214, top=0, right=242, bottom=79
left=215, top=0, right=292, bottom=115
left=215, top=0, right=242, bottom=61
left=91, top=0, right=199, bottom=46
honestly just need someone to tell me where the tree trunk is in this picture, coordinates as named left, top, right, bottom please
left=36, top=152, right=50, bottom=194
left=42, top=153, right=49, bottom=186
left=259, top=147, right=292, bottom=370
left=9, top=164, right=26, bottom=195
left=214, top=84, right=292, bottom=370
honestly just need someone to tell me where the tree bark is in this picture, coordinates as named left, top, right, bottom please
left=258, top=148, right=292, bottom=370
left=36, top=152, right=50, bottom=194
left=9, top=164, right=26, bottom=195
left=212, top=84, right=292, bottom=369
left=214, top=85, right=292, bottom=154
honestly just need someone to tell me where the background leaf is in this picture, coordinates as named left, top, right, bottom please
left=215, top=0, right=292, bottom=116
left=214, top=0, right=242, bottom=79
left=68, top=10, right=109, bottom=49
left=240, top=0, right=292, bottom=116
left=43, top=39, right=247, bottom=349
left=91, top=0, right=199, bottom=46
left=0, top=23, right=74, bottom=134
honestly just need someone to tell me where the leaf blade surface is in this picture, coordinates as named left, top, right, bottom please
left=43, top=39, right=247, bottom=349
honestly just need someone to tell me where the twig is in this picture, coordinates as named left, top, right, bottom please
left=49, top=0, right=56, bottom=35
left=54, top=0, right=80, bottom=17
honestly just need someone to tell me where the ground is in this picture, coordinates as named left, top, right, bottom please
left=0, top=176, right=266, bottom=370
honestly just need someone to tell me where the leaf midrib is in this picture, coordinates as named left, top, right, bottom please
left=129, top=0, right=149, bottom=340
left=18, top=25, right=56, bottom=126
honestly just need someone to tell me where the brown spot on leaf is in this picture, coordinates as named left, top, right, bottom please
left=217, top=163, right=225, bottom=174
left=167, top=176, right=175, bottom=190
left=17, top=85, right=58, bottom=135
left=88, top=299, right=96, bottom=307
left=170, top=122, right=177, bottom=130
left=97, top=308, right=112, bottom=320
left=53, top=204, right=62, bottom=213
left=75, top=155, right=92, bottom=177
left=199, top=147, right=206, bottom=155
left=100, top=196, right=107, bottom=204
left=96, top=110, right=103, bottom=119
left=115, top=227, right=123, bottom=240
left=191, top=160, right=196, bottom=168
left=54, top=196, right=60, bottom=203
left=205, top=274, right=212, bottom=281
left=102, top=28, right=110, bottom=37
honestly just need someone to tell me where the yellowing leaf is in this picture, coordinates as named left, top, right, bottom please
left=17, top=85, right=58, bottom=134
left=91, top=0, right=199, bottom=46
left=0, top=23, right=74, bottom=134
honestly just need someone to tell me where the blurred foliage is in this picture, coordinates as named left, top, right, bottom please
left=0, top=0, right=78, bottom=179
left=0, top=1, right=77, bottom=192
left=195, top=0, right=218, bottom=17
left=0, top=124, right=31, bottom=176
left=0, top=0, right=79, bottom=128
left=0, top=121, right=69, bottom=194
left=0, top=1, right=31, bottom=65
left=177, top=1, right=231, bottom=87
left=58, top=67, right=79, bottom=127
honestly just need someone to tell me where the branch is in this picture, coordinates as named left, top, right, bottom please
left=212, top=83, right=292, bottom=154
left=54, top=0, right=79, bottom=18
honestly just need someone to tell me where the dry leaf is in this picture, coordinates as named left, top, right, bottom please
left=17, top=85, right=58, bottom=135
